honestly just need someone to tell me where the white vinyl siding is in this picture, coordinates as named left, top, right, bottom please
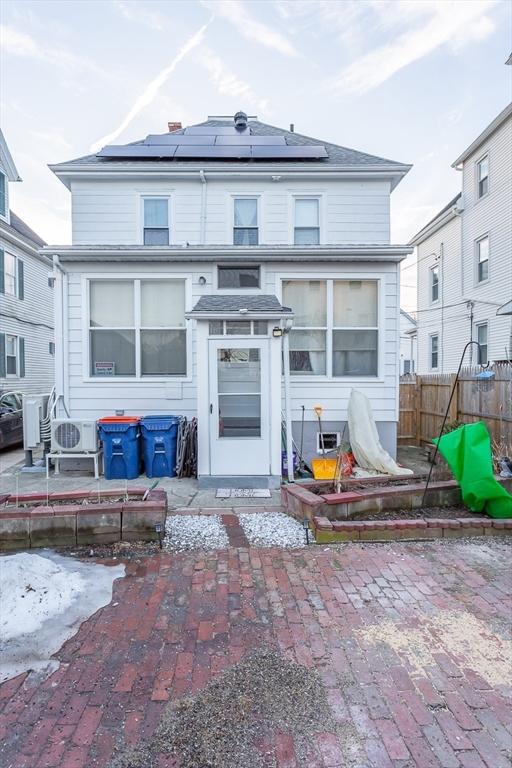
left=0, top=171, right=6, bottom=218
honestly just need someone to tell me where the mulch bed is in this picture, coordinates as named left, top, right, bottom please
left=353, top=505, right=477, bottom=521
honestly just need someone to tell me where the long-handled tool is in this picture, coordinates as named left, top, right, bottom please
left=311, top=404, right=337, bottom=480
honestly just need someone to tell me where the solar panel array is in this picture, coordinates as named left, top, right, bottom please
left=97, top=125, right=328, bottom=160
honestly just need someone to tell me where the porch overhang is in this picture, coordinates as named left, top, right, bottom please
left=186, top=294, right=293, bottom=321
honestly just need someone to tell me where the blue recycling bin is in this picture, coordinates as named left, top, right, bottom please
left=98, top=417, right=141, bottom=480
left=140, top=415, right=180, bottom=478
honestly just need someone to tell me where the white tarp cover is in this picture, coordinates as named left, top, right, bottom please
left=348, top=389, right=413, bottom=476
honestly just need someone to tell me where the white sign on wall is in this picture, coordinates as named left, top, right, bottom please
left=94, top=362, right=115, bottom=376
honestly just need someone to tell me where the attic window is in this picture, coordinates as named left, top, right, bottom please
left=143, top=198, right=169, bottom=245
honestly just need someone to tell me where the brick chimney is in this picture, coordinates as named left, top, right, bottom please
left=168, top=121, right=182, bottom=132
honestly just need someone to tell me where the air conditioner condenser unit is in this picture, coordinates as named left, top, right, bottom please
left=51, top=419, right=98, bottom=453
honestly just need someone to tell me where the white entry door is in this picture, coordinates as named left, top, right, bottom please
left=209, top=338, right=270, bottom=476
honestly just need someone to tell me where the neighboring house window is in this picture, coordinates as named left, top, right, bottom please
left=89, top=279, right=186, bottom=377
left=430, top=265, right=439, bottom=302
left=0, top=171, right=6, bottom=217
left=430, top=335, right=439, bottom=369
left=477, top=323, right=488, bottom=365
left=403, top=359, right=413, bottom=374
left=49, top=342, right=55, bottom=355
left=143, top=198, right=169, bottom=245
left=294, top=198, right=320, bottom=245
left=5, top=335, right=18, bottom=375
left=218, top=266, right=260, bottom=288
left=476, top=235, right=489, bottom=282
left=282, top=279, right=379, bottom=377
left=477, top=155, right=489, bottom=198
left=3, top=252, right=17, bottom=296
left=233, top=198, right=258, bottom=245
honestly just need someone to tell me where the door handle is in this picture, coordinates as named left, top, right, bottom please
left=210, top=403, right=213, bottom=414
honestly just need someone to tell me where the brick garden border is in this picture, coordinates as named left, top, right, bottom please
left=0, top=488, right=167, bottom=551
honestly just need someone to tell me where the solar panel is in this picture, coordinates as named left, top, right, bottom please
left=174, top=145, right=251, bottom=158
left=184, top=126, right=249, bottom=135
left=97, top=145, right=177, bottom=158
left=215, top=135, right=286, bottom=146
left=145, top=134, right=215, bottom=145
left=251, top=145, right=328, bottom=159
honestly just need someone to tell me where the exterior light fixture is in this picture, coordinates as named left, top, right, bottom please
left=154, top=522, right=163, bottom=549
left=198, top=276, right=206, bottom=285
left=272, top=327, right=283, bottom=338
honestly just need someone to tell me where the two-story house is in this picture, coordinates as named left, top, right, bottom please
left=411, top=103, right=512, bottom=373
left=0, top=130, right=54, bottom=396
left=44, top=112, right=412, bottom=487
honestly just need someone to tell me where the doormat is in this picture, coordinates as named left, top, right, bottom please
left=216, top=488, right=272, bottom=499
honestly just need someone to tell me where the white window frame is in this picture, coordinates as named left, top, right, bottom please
left=476, top=153, right=489, bottom=200
left=316, top=431, right=340, bottom=453
left=475, top=234, right=490, bottom=285
left=5, top=334, right=18, bottom=377
left=232, top=195, right=260, bottom=246
left=140, top=196, right=171, bottom=246
left=278, top=274, right=383, bottom=381
left=430, top=263, right=440, bottom=303
left=293, top=196, right=321, bottom=245
left=4, top=252, right=17, bottom=297
left=215, top=264, right=263, bottom=293
left=82, top=274, right=192, bottom=383
left=476, top=322, right=488, bottom=365
left=430, top=333, right=439, bottom=371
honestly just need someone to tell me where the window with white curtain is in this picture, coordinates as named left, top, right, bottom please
left=6, top=335, right=18, bottom=375
left=143, top=198, right=169, bottom=245
left=282, top=279, right=379, bottom=377
left=233, top=198, right=258, bottom=245
left=4, top=253, right=17, bottom=296
left=294, top=199, right=320, bottom=245
left=89, top=279, right=186, bottom=377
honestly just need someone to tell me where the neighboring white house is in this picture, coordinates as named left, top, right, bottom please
left=411, top=103, right=512, bottom=373
left=44, top=112, right=412, bottom=486
left=399, top=309, right=417, bottom=375
left=0, top=130, right=54, bottom=395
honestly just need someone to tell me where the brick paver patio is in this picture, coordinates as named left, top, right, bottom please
left=0, top=538, right=511, bottom=767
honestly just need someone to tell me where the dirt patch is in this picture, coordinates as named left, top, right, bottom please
left=58, top=541, right=161, bottom=561
left=109, top=647, right=349, bottom=768
left=352, top=505, right=475, bottom=521
left=356, top=610, right=512, bottom=688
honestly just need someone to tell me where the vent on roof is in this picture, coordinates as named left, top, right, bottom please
left=234, top=111, right=248, bottom=130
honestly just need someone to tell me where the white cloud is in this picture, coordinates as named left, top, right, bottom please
left=329, top=1, right=497, bottom=95
left=89, top=19, right=212, bottom=152
left=195, top=47, right=268, bottom=112
left=0, top=23, right=109, bottom=78
left=202, top=0, right=298, bottom=57
left=112, top=0, right=166, bottom=31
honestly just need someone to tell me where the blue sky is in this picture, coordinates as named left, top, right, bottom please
left=1, top=0, right=511, bottom=309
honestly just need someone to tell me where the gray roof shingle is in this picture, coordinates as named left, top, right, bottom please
left=56, top=119, right=409, bottom=169
left=190, top=294, right=292, bottom=314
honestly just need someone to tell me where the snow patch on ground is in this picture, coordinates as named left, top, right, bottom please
left=0, top=551, right=124, bottom=683
left=164, top=515, right=229, bottom=552
left=239, top=512, right=306, bottom=548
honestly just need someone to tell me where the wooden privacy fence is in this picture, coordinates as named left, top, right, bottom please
left=398, top=364, right=512, bottom=448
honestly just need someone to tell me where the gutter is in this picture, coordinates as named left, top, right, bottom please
left=199, top=170, right=207, bottom=245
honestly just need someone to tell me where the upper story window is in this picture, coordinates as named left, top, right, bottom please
left=89, top=278, right=186, bottom=377
left=430, top=334, right=439, bottom=370
left=0, top=251, right=23, bottom=298
left=477, top=155, right=489, bottom=199
left=233, top=198, right=258, bottom=245
left=282, top=279, right=378, bottom=377
left=5, top=334, right=18, bottom=376
left=294, top=198, right=319, bottom=245
left=476, top=235, right=489, bottom=282
left=218, top=266, right=260, bottom=289
left=143, top=198, right=169, bottom=245
left=430, top=264, right=439, bottom=302
left=476, top=323, right=488, bottom=364
left=0, top=172, right=6, bottom=217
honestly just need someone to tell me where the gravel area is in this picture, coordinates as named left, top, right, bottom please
left=109, top=647, right=337, bottom=768
left=238, top=512, right=307, bottom=548
left=164, top=514, right=229, bottom=552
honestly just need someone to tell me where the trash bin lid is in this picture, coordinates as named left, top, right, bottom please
left=97, top=416, right=141, bottom=423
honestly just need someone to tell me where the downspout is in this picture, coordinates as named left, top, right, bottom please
left=199, top=170, right=207, bottom=244
left=52, top=255, right=70, bottom=417
left=282, top=321, right=294, bottom=482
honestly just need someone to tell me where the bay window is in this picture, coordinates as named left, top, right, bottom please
left=89, top=279, right=186, bottom=377
left=233, top=198, right=258, bottom=245
left=282, top=278, right=379, bottom=377
left=294, top=198, right=320, bottom=245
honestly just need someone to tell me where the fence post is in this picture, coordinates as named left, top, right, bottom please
left=448, top=373, right=458, bottom=424
left=415, top=375, right=422, bottom=445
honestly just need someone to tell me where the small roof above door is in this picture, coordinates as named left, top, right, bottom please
left=186, top=294, right=293, bottom=320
